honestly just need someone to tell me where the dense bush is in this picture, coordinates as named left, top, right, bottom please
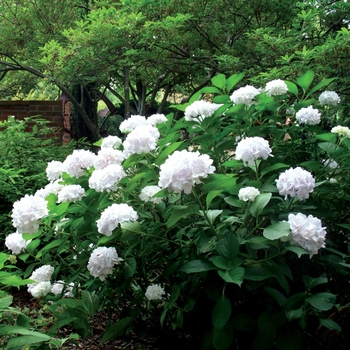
left=3, top=71, right=350, bottom=349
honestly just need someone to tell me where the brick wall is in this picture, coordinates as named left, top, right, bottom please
left=0, top=101, right=71, bottom=144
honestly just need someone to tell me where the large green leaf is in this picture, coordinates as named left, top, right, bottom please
left=307, top=292, right=336, bottom=311
left=285, top=81, right=299, bottom=97
left=166, top=205, right=199, bottom=228
left=180, top=260, right=216, bottom=273
left=0, top=294, right=13, bottom=309
left=155, top=141, right=184, bottom=166
left=263, top=222, right=290, bottom=240
left=100, top=317, right=133, bottom=344
left=212, top=323, right=234, bottom=350
left=217, top=267, right=244, bottom=286
left=211, top=73, right=226, bottom=90
left=212, top=295, right=232, bottom=329
left=81, top=290, right=99, bottom=316
left=226, top=73, right=245, bottom=92
left=296, top=70, right=314, bottom=91
left=320, top=318, right=342, bottom=332
left=250, top=193, right=272, bottom=218
left=307, top=77, right=336, bottom=96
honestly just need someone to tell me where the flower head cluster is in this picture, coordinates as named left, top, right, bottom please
left=321, top=158, right=339, bottom=169
left=295, top=106, right=321, bottom=125
left=184, top=100, right=223, bottom=122
left=230, top=85, right=260, bottom=106
left=331, top=125, right=350, bottom=138
left=319, top=91, right=340, bottom=106
left=63, top=150, right=96, bottom=178
left=89, top=164, right=126, bottom=192
left=57, top=185, right=86, bottom=203
left=51, top=280, right=74, bottom=298
left=139, top=185, right=163, bottom=204
left=101, top=135, right=122, bottom=149
left=94, top=148, right=125, bottom=170
left=12, top=195, right=48, bottom=234
left=46, top=160, right=65, bottom=181
left=276, top=167, right=315, bottom=200
left=288, top=213, right=327, bottom=256
left=123, top=124, right=160, bottom=158
left=158, top=150, right=215, bottom=194
left=27, top=265, right=54, bottom=298
left=119, top=115, right=149, bottom=133
left=35, top=180, right=64, bottom=199
left=235, top=137, right=273, bottom=165
left=265, top=79, right=288, bottom=97
left=145, top=284, right=165, bottom=301
left=238, top=187, right=260, bottom=202
left=97, top=203, right=138, bottom=236
left=5, top=231, right=31, bottom=255
left=147, top=114, right=168, bottom=126
left=87, top=247, right=123, bottom=281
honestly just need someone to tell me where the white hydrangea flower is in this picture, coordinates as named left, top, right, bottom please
left=11, top=195, right=49, bottom=234
left=147, top=114, right=168, bottom=126
left=123, top=124, right=160, bottom=158
left=97, top=203, right=138, bottom=236
left=145, top=284, right=165, bottom=301
left=5, top=231, right=31, bottom=255
left=158, top=150, right=215, bottom=194
left=89, top=164, right=126, bottom=192
left=276, top=167, right=315, bottom=200
left=329, top=177, right=337, bottom=184
left=230, top=85, right=260, bottom=106
left=295, top=106, right=321, bottom=125
left=28, top=281, right=52, bottom=298
left=139, top=185, right=163, bottom=204
left=51, top=280, right=74, bottom=298
left=30, top=265, right=55, bottom=283
left=331, top=125, right=350, bottom=138
left=288, top=213, right=327, bottom=256
left=235, top=136, right=273, bottom=165
left=57, top=185, right=86, bottom=203
left=46, top=160, right=65, bottom=181
left=35, top=180, right=64, bottom=199
left=87, top=246, right=123, bottom=281
left=321, top=158, right=339, bottom=169
left=319, top=91, right=340, bottom=106
left=184, top=100, right=223, bottom=122
left=101, top=135, right=122, bottom=149
left=119, top=115, right=148, bottom=133
left=265, top=79, right=288, bottom=97
left=63, top=149, right=96, bottom=178
left=238, top=187, right=260, bottom=202
left=94, top=148, right=125, bottom=170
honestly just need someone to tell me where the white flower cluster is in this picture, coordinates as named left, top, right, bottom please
left=331, top=125, right=350, bottom=138
left=123, top=124, right=160, bottom=158
left=94, top=148, right=125, bottom=170
left=5, top=231, right=31, bottom=255
left=89, top=164, right=126, bottom=192
left=119, top=115, right=148, bottom=133
left=319, top=91, right=340, bottom=106
left=87, top=246, right=123, bottom=281
left=35, top=180, right=64, bottom=199
left=145, top=284, right=165, bottom=301
left=276, top=167, right=315, bottom=200
left=295, top=106, right=321, bottom=125
left=51, top=280, right=74, bottom=298
left=265, top=79, right=288, bottom=97
left=235, top=136, right=273, bottom=165
left=46, top=160, right=65, bottom=181
left=12, top=195, right=49, bottom=234
left=139, top=185, right=163, bottom=204
left=158, top=150, right=215, bottom=194
left=184, top=100, right=223, bottom=122
left=321, top=158, right=339, bottom=169
left=238, top=187, right=260, bottom=202
left=147, top=114, right=168, bottom=126
left=97, top=203, right=138, bottom=236
left=27, top=265, right=54, bottom=298
left=57, top=185, right=86, bottom=203
left=101, top=135, right=122, bottom=149
left=63, top=149, right=96, bottom=178
left=288, top=213, right=327, bottom=256
left=230, top=85, right=260, bottom=106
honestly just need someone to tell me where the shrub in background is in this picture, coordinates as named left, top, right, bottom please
left=3, top=71, right=350, bottom=349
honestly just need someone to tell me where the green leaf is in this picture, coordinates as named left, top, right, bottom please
left=302, top=275, right=328, bottom=290
left=100, top=317, right=133, bottom=344
left=6, top=334, right=51, bottom=348
left=81, top=290, right=99, bottom=316
left=0, top=253, right=8, bottom=269
left=206, top=190, right=222, bottom=209
left=212, top=323, right=234, bottom=350
left=211, top=73, right=226, bottom=89
left=260, top=163, right=289, bottom=177
left=244, top=266, right=275, bottom=281
left=203, top=209, right=222, bottom=225
left=0, top=294, right=13, bottom=309
left=212, top=295, right=232, bottom=329
left=318, top=141, right=339, bottom=154
left=166, top=205, right=199, bottom=228
left=124, top=257, right=137, bottom=278
left=296, top=70, right=314, bottom=91
left=307, top=292, right=337, bottom=311
left=180, top=260, right=215, bottom=273
left=285, top=246, right=309, bottom=258
left=263, top=222, right=290, bottom=240
left=0, top=325, right=52, bottom=339
left=26, top=239, right=41, bottom=253
left=0, top=275, right=34, bottom=287
left=314, top=133, right=337, bottom=143
left=320, top=318, right=342, bottom=332
left=250, top=193, right=272, bottom=218
left=202, top=174, right=237, bottom=193
left=307, top=77, right=336, bottom=96
left=200, top=86, right=222, bottom=94
left=285, top=81, right=299, bottom=97
left=216, top=233, right=239, bottom=261
left=221, top=159, right=243, bottom=168
left=217, top=267, right=244, bottom=286
left=120, top=221, right=145, bottom=240
left=231, top=313, right=255, bottom=332
left=155, top=141, right=184, bottom=166
left=286, top=308, right=303, bottom=321
left=226, top=73, right=245, bottom=92
left=265, top=287, right=287, bottom=307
